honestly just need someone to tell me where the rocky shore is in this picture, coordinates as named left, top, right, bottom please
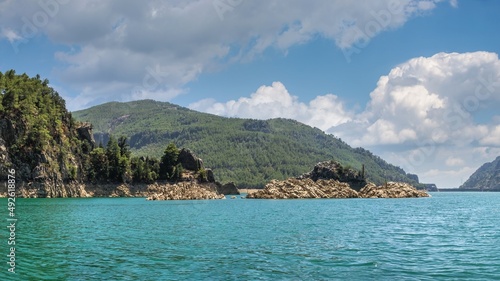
left=146, top=182, right=225, bottom=200
left=247, top=161, right=429, bottom=199
left=0, top=147, right=229, bottom=200
left=246, top=178, right=358, bottom=199
left=1, top=181, right=227, bottom=200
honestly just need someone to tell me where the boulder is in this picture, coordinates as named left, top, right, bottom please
left=178, top=148, right=203, bottom=171
left=206, top=168, right=216, bottom=183
left=217, top=182, right=240, bottom=195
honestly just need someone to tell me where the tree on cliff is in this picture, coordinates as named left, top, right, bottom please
left=159, top=142, right=180, bottom=180
left=89, top=148, right=109, bottom=182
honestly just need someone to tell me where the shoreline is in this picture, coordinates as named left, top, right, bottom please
left=437, top=188, right=500, bottom=192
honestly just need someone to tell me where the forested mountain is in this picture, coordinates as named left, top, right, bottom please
left=460, top=156, right=500, bottom=190
left=73, top=100, right=422, bottom=188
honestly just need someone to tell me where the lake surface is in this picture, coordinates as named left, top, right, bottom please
left=2, top=192, right=500, bottom=280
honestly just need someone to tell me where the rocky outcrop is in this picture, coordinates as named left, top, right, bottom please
left=299, top=161, right=367, bottom=191
left=146, top=182, right=225, bottom=200
left=217, top=182, right=240, bottom=195
left=76, top=122, right=96, bottom=149
left=246, top=178, right=359, bottom=199
left=247, top=160, right=429, bottom=199
left=178, top=148, right=203, bottom=171
left=247, top=179, right=429, bottom=199
left=359, top=182, right=429, bottom=198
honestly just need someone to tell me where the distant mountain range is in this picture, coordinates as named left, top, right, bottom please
left=460, top=156, right=500, bottom=190
left=73, top=100, right=425, bottom=188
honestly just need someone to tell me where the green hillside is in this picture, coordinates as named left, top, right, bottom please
left=73, top=99, right=419, bottom=188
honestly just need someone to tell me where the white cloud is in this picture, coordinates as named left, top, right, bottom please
left=0, top=0, right=448, bottom=109
left=190, top=81, right=353, bottom=131
left=445, top=156, right=465, bottom=167
left=0, top=28, right=22, bottom=42
left=333, top=51, right=500, bottom=147
left=191, top=51, right=500, bottom=187
left=480, top=125, right=500, bottom=146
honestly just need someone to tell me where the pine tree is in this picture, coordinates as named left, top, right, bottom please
left=159, top=142, right=180, bottom=180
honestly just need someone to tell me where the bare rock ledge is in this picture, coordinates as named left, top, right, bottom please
left=246, top=179, right=429, bottom=199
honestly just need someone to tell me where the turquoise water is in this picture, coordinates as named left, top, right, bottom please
left=1, top=192, right=500, bottom=280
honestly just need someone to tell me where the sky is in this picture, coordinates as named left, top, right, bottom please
left=1, top=0, right=500, bottom=187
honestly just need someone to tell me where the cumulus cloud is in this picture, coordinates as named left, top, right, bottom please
left=445, top=156, right=465, bottom=167
left=0, top=28, right=22, bottom=42
left=190, top=81, right=353, bottom=130
left=191, top=51, right=500, bottom=187
left=332, top=51, right=500, bottom=147
left=0, top=0, right=449, bottom=109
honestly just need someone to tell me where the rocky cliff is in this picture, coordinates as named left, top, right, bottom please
left=460, top=156, right=500, bottom=190
left=299, top=160, right=367, bottom=191
left=0, top=71, right=96, bottom=197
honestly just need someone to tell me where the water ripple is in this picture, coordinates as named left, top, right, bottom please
left=1, top=193, right=499, bottom=280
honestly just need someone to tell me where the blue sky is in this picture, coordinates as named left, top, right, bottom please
left=1, top=0, right=500, bottom=187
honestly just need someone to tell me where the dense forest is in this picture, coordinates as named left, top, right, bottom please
left=73, top=100, right=424, bottom=188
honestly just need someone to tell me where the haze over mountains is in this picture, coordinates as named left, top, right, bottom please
left=73, top=99, right=427, bottom=188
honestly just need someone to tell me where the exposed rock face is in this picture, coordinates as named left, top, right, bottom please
left=217, top=182, right=240, bottom=195
left=246, top=178, right=359, bottom=199
left=205, top=168, right=216, bottom=183
left=300, top=161, right=367, bottom=191
left=76, top=122, right=96, bottom=149
left=146, top=182, right=225, bottom=200
left=359, top=182, right=429, bottom=198
left=178, top=148, right=203, bottom=171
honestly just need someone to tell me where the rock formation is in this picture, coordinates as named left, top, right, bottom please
left=299, top=160, right=367, bottom=191
left=178, top=148, right=203, bottom=171
left=216, top=182, right=240, bottom=195
left=247, top=161, right=429, bottom=199
left=146, top=182, right=225, bottom=200
left=76, top=122, right=96, bottom=149
left=246, top=178, right=358, bottom=199
left=359, top=182, right=429, bottom=198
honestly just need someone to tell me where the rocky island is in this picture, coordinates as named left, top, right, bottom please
left=247, top=161, right=429, bottom=199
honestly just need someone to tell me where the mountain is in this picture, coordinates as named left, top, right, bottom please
left=73, top=99, right=422, bottom=188
left=460, top=156, right=500, bottom=190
